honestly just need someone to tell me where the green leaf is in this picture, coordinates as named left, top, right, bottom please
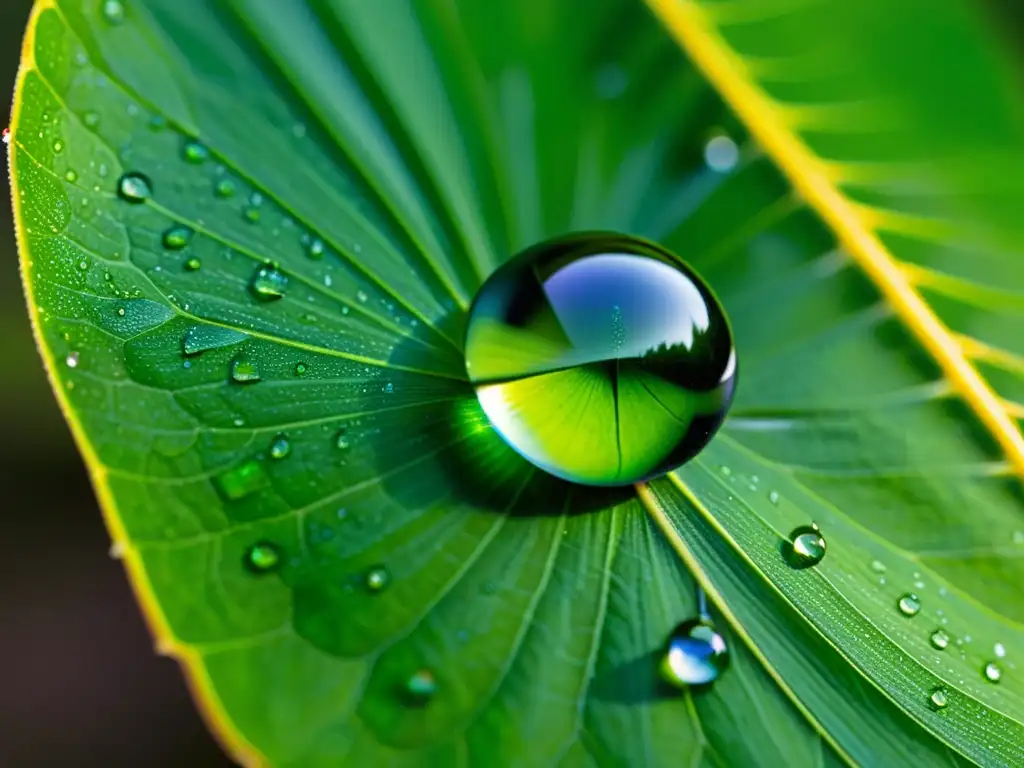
left=8, top=0, right=1023, bottom=766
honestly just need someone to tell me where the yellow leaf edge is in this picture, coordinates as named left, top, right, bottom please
left=8, top=1, right=266, bottom=765
left=645, top=0, right=1024, bottom=478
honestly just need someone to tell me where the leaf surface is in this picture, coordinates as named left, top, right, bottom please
left=9, top=0, right=1024, bottom=765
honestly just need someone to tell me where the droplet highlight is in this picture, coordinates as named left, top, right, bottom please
left=243, top=541, right=281, bottom=575
left=983, top=662, right=1002, bottom=683
left=403, top=669, right=437, bottom=705
left=269, top=435, right=291, bottom=460
left=898, top=593, right=921, bottom=618
left=365, top=566, right=390, bottom=592
left=929, top=629, right=950, bottom=651
left=117, top=172, right=152, bottom=203
left=929, top=686, right=948, bottom=710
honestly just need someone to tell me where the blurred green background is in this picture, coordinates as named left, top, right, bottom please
left=1, top=2, right=227, bottom=764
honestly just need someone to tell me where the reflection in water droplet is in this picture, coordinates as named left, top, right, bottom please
left=243, top=542, right=281, bottom=574
left=404, top=669, right=437, bottom=705
left=929, top=687, right=948, bottom=710
left=930, top=630, right=950, bottom=651
left=660, top=618, right=729, bottom=688
left=250, top=265, right=287, bottom=301
left=163, top=225, right=193, bottom=250
left=183, top=140, right=209, bottom=164
left=65, top=352, right=79, bottom=368
left=102, top=0, right=125, bottom=24
left=898, top=593, right=921, bottom=617
left=365, top=566, right=389, bottom=592
left=117, top=172, right=152, bottom=203
left=184, top=257, right=201, bottom=272
left=216, top=460, right=269, bottom=500
left=215, top=179, right=236, bottom=198
left=782, top=524, right=826, bottom=569
left=983, top=662, right=1002, bottom=683
left=231, top=355, right=261, bottom=383
left=269, top=434, right=291, bottom=460
left=464, top=234, right=736, bottom=485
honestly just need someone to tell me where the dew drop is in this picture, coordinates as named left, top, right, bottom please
left=250, top=265, right=287, bottom=301
left=215, top=460, right=269, bottom=500
left=306, top=237, right=325, bottom=259
left=243, top=541, right=281, bottom=575
left=182, top=324, right=247, bottom=356
left=929, top=686, right=949, bottom=710
left=64, top=169, right=78, bottom=182
left=404, top=669, right=437, bottom=705
left=994, top=642, right=1007, bottom=659
left=660, top=618, right=729, bottom=687
left=782, top=524, right=826, bottom=569
left=930, top=629, right=950, bottom=651
left=983, top=662, right=1002, bottom=683
left=356, top=289, right=368, bottom=303
left=768, top=490, right=779, bottom=505
left=184, top=257, right=201, bottom=272
left=898, top=593, right=921, bottom=617
left=269, top=434, right=291, bottom=460
left=83, top=111, right=100, bottom=129
left=231, top=355, right=261, bottom=384
left=336, top=431, right=350, bottom=450
left=117, top=172, right=152, bottom=203
left=101, top=0, right=125, bottom=24
left=183, top=140, right=209, bottom=164
left=365, top=566, right=390, bottom=592
left=215, top=179, right=236, bottom=198
left=704, top=134, right=739, bottom=172
left=65, top=351, right=79, bottom=368
left=162, top=225, right=193, bottom=250
left=52, top=139, right=64, bottom=154
left=870, top=559, right=887, bottom=573
left=243, top=206, right=261, bottom=223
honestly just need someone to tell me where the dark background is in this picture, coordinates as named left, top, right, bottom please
left=1, top=2, right=230, bottom=765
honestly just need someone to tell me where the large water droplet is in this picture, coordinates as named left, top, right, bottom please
left=782, top=524, right=826, bottom=569
left=930, top=629, right=950, bottom=651
left=929, top=686, right=948, bottom=710
left=117, top=172, right=151, bottom=203
left=983, top=662, right=1002, bottom=683
left=898, top=593, right=921, bottom=617
left=243, top=541, right=281, bottom=575
left=215, top=460, right=268, bottom=500
left=269, top=434, right=291, bottom=460
left=463, top=233, right=736, bottom=485
left=231, top=354, right=261, bottom=383
left=365, top=566, right=390, bottom=592
left=182, top=324, right=248, bottom=356
left=660, top=618, right=729, bottom=687
left=250, top=265, right=287, bottom=301
left=403, top=669, right=437, bottom=705
left=163, top=225, right=193, bottom=250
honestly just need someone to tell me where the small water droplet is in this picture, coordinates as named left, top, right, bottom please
left=213, top=179, right=236, bottom=198
left=243, top=541, right=281, bottom=574
left=231, top=355, right=261, bottom=383
left=870, top=559, right=887, bottom=573
left=898, top=593, right=921, bottom=617
left=720, top=465, right=731, bottom=477
left=306, top=238, right=325, bottom=259
left=64, top=169, right=78, bottom=182
left=930, top=629, right=950, bottom=651
left=336, top=431, right=350, bottom=450
left=995, top=642, right=1007, bottom=659
left=183, top=140, right=209, bottom=164
left=148, top=114, right=166, bottom=131
left=929, top=686, right=948, bottom=710
left=704, top=134, right=739, bottom=173
left=65, top=351, right=79, bottom=368
left=983, top=662, right=1002, bottom=683
left=117, top=172, right=152, bottom=203
left=83, top=111, right=100, bottom=129
left=660, top=618, right=729, bottom=687
left=356, top=290, right=368, bottom=303
left=243, top=206, right=261, bottom=223
left=102, top=0, right=124, bottom=24
left=269, top=434, right=291, bottom=460
left=295, top=363, right=307, bottom=376
left=403, top=669, right=437, bottom=705
left=215, top=460, right=269, bottom=500
left=782, top=524, right=826, bottom=569
left=365, top=566, right=389, bottom=592
left=768, top=490, right=779, bottom=505
left=52, top=139, right=64, bottom=154
left=163, top=225, right=193, bottom=250
left=250, top=265, right=287, bottom=301
left=184, top=257, right=201, bottom=272
left=383, top=382, right=394, bottom=394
